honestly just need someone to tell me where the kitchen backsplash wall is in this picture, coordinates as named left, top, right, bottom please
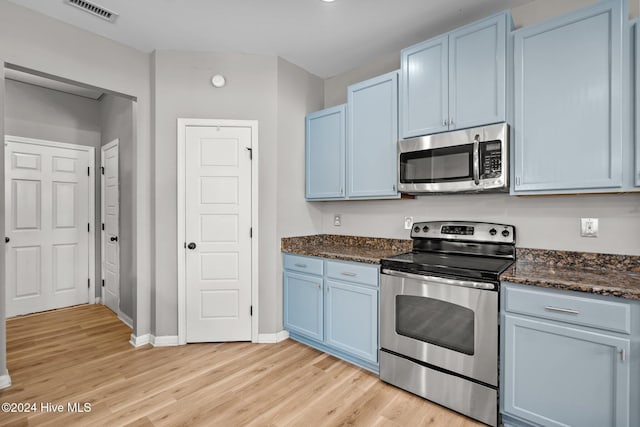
left=319, top=193, right=640, bottom=255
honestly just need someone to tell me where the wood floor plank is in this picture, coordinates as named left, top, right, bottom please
left=0, top=304, right=485, bottom=426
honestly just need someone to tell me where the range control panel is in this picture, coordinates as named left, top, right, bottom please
left=411, top=221, right=515, bottom=244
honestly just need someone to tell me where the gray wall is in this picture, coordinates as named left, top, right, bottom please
left=0, top=0, right=152, bottom=344
left=99, top=94, right=135, bottom=319
left=275, top=57, right=324, bottom=333
left=0, top=64, right=6, bottom=381
left=319, top=0, right=640, bottom=257
left=152, top=50, right=279, bottom=336
left=4, top=79, right=103, bottom=292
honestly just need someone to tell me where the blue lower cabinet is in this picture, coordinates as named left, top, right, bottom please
left=325, top=279, right=378, bottom=364
left=283, top=253, right=379, bottom=373
left=283, top=271, right=323, bottom=341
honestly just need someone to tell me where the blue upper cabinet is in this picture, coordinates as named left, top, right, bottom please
left=305, top=105, right=346, bottom=200
left=347, top=71, right=399, bottom=199
left=401, top=13, right=508, bottom=139
left=401, top=35, right=449, bottom=138
left=513, top=1, right=623, bottom=194
left=636, top=20, right=640, bottom=188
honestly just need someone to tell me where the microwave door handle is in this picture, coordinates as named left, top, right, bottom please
left=473, top=134, right=480, bottom=186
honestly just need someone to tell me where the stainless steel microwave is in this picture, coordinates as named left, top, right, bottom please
left=398, top=123, right=509, bottom=194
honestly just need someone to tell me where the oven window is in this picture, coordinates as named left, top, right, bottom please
left=400, top=144, right=473, bottom=183
left=395, top=295, right=475, bottom=355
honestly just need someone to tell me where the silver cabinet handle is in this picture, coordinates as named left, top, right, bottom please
left=317, top=284, right=321, bottom=290
left=620, top=349, right=626, bottom=362
left=450, top=119, right=454, bottom=126
left=294, top=263, right=307, bottom=268
left=544, top=306, right=580, bottom=315
left=341, top=272, right=357, bottom=277
left=442, top=119, right=448, bottom=126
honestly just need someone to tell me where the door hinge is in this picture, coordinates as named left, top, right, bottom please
left=101, top=166, right=105, bottom=175
left=102, top=223, right=105, bottom=231
left=88, top=278, right=90, bottom=288
left=102, top=279, right=105, bottom=287
left=250, top=305, right=253, bottom=316
left=88, top=223, right=90, bottom=232
left=246, top=147, right=253, bottom=160
left=249, top=227, right=253, bottom=238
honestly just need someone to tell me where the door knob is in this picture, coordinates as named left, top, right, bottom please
left=4, top=237, right=9, bottom=243
left=110, top=236, right=118, bottom=242
left=187, top=242, right=197, bottom=250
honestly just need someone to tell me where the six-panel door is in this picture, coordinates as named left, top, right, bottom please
left=503, top=314, right=630, bottom=427
left=347, top=71, right=399, bottom=199
left=324, top=279, right=378, bottom=364
left=305, top=105, right=346, bottom=200
left=513, top=1, right=623, bottom=193
left=283, top=271, right=324, bottom=341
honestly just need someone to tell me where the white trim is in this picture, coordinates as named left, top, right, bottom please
left=177, top=119, right=260, bottom=345
left=0, top=374, right=12, bottom=390
left=129, top=333, right=150, bottom=347
left=100, top=139, right=119, bottom=310
left=95, top=297, right=101, bottom=304
left=4, top=135, right=96, bottom=306
left=118, top=312, right=133, bottom=329
left=257, top=330, right=290, bottom=344
left=150, top=335, right=179, bottom=347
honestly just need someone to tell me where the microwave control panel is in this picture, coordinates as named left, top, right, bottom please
left=480, top=141, right=502, bottom=179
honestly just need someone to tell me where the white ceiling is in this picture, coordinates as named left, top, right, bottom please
left=7, top=0, right=530, bottom=79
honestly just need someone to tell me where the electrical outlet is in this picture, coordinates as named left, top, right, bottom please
left=404, top=216, right=413, bottom=230
left=581, top=218, right=598, bottom=237
left=333, top=214, right=342, bottom=227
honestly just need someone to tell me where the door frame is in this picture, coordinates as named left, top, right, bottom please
left=176, top=119, right=259, bottom=345
left=100, top=138, right=119, bottom=312
left=4, top=135, right=96, bottom=305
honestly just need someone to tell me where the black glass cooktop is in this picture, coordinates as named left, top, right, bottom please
left=381, top=251, right=514, bottom=282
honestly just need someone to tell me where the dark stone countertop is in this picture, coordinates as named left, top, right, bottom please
left=281, top=234, right=412, bottom=265
left=500, top=248, right=640, bottom=301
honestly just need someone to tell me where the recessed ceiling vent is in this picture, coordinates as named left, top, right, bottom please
left=65, top=0, right=119, bottom=22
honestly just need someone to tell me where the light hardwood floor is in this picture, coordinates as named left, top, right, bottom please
left=0, top=305, right=483, bottom=426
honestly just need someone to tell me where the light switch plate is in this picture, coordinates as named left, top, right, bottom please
left=581, top=218, right=598, bottom=237
left=404, top=216, right=413, bottom=230
left=333, top=214, right=341, bottom=227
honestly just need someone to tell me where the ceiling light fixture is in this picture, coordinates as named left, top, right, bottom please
left=211, top=75, right=226, bottom=88
left=321, top=0, right=336, bottom=3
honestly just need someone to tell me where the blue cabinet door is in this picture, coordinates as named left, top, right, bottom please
left=400, top=35, right=449, bottom=138
left=636, top=20, right=640, bottom=187
left=513, top=1, right=623, bottom=193
left=503, top=314, right=630, bottom=427
left=347, top=71, right=399, bottom=199
left=449, top=13, right=506, bottom=131
left=324, top=279, right=378, bottom=364
left=283, top=271, right=323, bottom=341
left=305, top=105, right=346, bottom=200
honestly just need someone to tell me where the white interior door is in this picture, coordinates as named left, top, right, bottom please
left=101, top=140, right=119, bottom=314
left=185, top=125, right=253, bottom=342
left=5, top=139, right=91, bottom=317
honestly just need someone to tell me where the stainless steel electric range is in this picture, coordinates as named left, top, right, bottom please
left=380, top=221, right=516, bottom=427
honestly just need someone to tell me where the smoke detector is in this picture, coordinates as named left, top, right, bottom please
left=65, top=0, right=119, bottom=22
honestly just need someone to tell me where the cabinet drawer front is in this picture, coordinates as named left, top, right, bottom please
left=504, top=284, right=631, bottom=334
left=283, top=254, right=323, bottom=276
left=326, top=260, right=379, bottom=287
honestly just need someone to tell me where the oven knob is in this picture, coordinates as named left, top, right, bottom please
left=489, top=228, right=497, bottom=236
left=422, top=226, right=429, bottom=233
left=413, top=226, right=420, bottom=233
left=502, top=229, right=510, bottom=237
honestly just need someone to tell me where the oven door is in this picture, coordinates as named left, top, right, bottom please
left=380, top=270, right=498, bottom=386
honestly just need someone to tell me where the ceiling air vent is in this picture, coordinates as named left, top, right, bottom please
left=65, top=0, right=119, bottom=22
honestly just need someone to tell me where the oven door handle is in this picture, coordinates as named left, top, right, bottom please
left=473, top=134, right=480, bottom=186
left=381, top=269, right=496, bottom=291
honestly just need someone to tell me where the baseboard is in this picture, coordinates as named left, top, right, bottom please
left=0, top=374, right=11, bottom=390
left=257, top=330, right=290, bottom=344
left=150, top=335, right=179, bottom=347
left=118, top=312, right=133, bottom=329
left=95, top=297, right=101, bottom=304
left=129, top=333, right=151, bottom=348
